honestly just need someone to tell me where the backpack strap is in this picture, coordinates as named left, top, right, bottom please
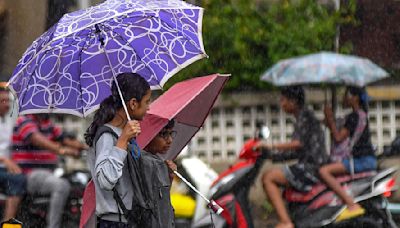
left=93, top=125, right=119, bottom=148
left=112, top=188, right=129, bottom=221
left=92, top=126, right=124, bottom=221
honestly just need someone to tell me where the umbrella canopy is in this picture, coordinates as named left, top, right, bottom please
left=261, top=51, right=389, bottom=87
left=8, top=0, right=206, bottom=117
left=137, top=74, right=229, bottom=160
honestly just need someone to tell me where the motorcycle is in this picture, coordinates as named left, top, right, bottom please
left=380, top=137, right=400, bottom=225
left=193, top=126, right=398, bottom=228
left=0, top=154, right=90, bottom=228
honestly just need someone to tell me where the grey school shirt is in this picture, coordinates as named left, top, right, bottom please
left=87, top=124, right=132, bottom=218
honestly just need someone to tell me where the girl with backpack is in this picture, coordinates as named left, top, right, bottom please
left=320, top=86, right=376, bottom=221
left=84, top=73, right=152, bottom=228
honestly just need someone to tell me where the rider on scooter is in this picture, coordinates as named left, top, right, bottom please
left=256, top=86, right=329, bottom=228
left=12, top=113, right=87, bottom=228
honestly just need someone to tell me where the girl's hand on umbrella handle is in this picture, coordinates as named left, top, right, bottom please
left=121, top=120, right=141, bottom=140
left=118, top=121, right=141, bottom=150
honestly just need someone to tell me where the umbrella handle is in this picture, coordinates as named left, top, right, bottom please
left=130, top=139, right=141, bottom=159
left=173, top=171, right=223, bottom=215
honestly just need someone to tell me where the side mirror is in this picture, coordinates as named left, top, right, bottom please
left=260, top=126, right=270, bottom=139
left=1, top=218, right=22, bottom=228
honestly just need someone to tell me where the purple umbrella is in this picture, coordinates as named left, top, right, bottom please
left=8, top=0, right=206, bottom=117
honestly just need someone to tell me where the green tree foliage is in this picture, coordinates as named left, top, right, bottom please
left=165, top=0, right=357, bottom=91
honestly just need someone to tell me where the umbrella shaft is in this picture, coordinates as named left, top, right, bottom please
left=173, top=171, right=210, bottom=204
left=102, top=46, right=131, bottom=121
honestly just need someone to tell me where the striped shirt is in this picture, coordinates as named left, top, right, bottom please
left=12, top=115, right=62, bottom=173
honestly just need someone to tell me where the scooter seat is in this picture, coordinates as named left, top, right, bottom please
left=284, top=171, right=376, bottom=202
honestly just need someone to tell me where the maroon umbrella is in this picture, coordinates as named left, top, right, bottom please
left=137, top=73, right=229, bottom=160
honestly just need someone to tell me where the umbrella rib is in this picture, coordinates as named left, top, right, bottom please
left=174, top=76, right=224, bottom=127
left=103, top=16, right=204, bottom=87
left=101, top=24, right=163, bottom=87
left=78, top=34, right=88, bottom=117
left=54, top=5, right=203, bottom=43
left=156, top=11, right=205, bottom=54
left=17, top=49, right=53, bottom=112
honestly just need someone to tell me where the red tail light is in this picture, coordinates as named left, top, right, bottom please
left=383, top=178, right=396, bottom=198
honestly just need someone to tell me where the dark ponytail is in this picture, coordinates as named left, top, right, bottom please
left=346, top=86, right=369, bottom=113
left=85, top=73, right=150, bottom=146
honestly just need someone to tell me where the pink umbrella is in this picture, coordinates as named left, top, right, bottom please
left=137, top=73, right=229, bottom=160
left=80, top=74, right=229, bottom=228
left=79, top=181, right=96, bottom=228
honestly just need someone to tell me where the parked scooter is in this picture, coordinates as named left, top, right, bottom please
left=380, top=137, right=400, bottom=225
left=193, top=126, right=398, bottom=228
left=0, top=153, right=90, bottom=228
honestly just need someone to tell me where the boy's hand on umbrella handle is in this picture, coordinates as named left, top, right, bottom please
left=165, top=160, right=177, bottom=181
left=165, top=160, right=177, bottom=172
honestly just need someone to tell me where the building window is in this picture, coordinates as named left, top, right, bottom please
left=212, top=150, right=221, bottom=158
left=227, top=150, right=236, bottom=157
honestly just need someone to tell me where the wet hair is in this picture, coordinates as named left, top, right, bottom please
left=280, top=85, right=305, bottom=107
left=164, top=119, right=175, bottom=130
left=85, top=73, right=150, bottom=146
left=345, top=86, right=369, bottom=112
